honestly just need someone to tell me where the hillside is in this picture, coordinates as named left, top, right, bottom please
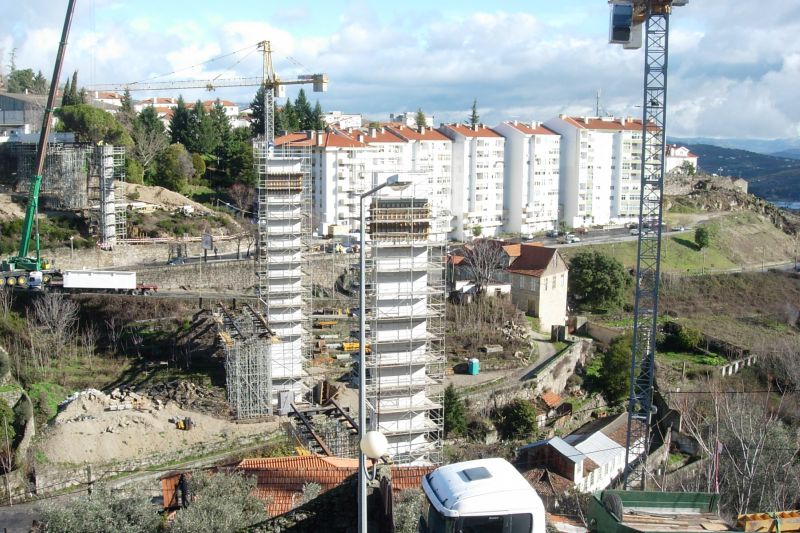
left=683, top=143, right=800, bottom=201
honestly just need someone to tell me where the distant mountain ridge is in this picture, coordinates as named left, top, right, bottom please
left=677, top=143, right=800, bottom=202
left=668, top=136, right=800, bottom=155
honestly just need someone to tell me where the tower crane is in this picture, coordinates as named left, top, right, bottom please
left=88, top=41, right=328, bottom=144
left=608, top=0, right=688, bottom=490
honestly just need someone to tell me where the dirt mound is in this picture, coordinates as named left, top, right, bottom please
left=40, top=383, right=279, bottom=465
left=0, top=193, right=26, bottom=221
left=123, top=183, right=211, bottom=214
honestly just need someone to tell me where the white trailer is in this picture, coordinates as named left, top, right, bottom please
left=63, top=270, right=137, bottom=290
left=420, top=458, right=546, bottom=533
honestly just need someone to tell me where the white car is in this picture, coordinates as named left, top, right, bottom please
left=629, top=228, right=640, bottom=236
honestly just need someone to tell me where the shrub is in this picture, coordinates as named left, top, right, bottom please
left=40, top=486, right=160, bottom=533
left=676, top=325, right=703, bottom=352
left=495, top=398, right=538, bottom=440
left=602, top=334, right=633, bottom=401
left=0, top=348, right=9, bottom=380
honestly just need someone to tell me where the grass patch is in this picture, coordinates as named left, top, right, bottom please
left=27, top=382, right=67, bottom=423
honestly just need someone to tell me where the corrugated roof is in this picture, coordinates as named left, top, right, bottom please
left=565, top=432, right=624, bottom=469
left=546, top=437, right=584, bottom=464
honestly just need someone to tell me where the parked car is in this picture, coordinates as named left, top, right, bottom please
left=545, top=229, right=560, bottom=238
left=167, top=257, right=186, bottom=266
left=629, top=228, right=640, bottom=236
left=561, top=235, right=580, bottom=244
left=673, top=225, right=687, bottom=232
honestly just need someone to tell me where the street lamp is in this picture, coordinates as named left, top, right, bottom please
left=69, top=236, right=74, bottom=259
left=358, top=174, right=411, bottom=533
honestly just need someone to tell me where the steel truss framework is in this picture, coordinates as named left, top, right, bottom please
left=13, top=143, right=126, bottom=247
left=624, top=9, right=669, bottom=490
left=364, top=193, right=445, bottom=465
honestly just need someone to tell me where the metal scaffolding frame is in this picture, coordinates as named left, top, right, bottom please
left=88, top=145, right=127, bottom=248
left=364, top=189, right=445, bottom=465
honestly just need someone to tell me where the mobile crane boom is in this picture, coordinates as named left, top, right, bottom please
left=4, top=0, right=77, bottom=274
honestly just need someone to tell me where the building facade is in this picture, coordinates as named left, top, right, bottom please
left=545, top=115, right=647, bottom=228
left=439, top=124, right=505, bottom=240
left=494, top=121, right=561, bottom=236
left=664, top=144, right=698, bottom=174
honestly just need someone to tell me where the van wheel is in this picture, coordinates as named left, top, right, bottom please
left=602, top=493, right=624, bottom=521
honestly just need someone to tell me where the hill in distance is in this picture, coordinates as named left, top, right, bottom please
left=679, top=143, right=800, bottom=202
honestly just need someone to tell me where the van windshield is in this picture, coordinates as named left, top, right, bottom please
left=458, top=514, right=532, bottom=533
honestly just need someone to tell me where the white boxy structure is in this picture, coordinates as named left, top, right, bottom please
left=364, top=179, right=444, bottom=465
left=63, top=270, right=136, bottom=290
left=494, top=121, right=561, bottom=236
left=420, top=458, right=546, bottom=533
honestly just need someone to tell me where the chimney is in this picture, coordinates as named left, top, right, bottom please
left=307, top=131, right=313, bottom=140
left=472, top=124, right=479, bottom=132
left=316, top=131, right=324, bottom=145
left=369, top=127, right=377, bottom=137
left=357, top=133, right=365, bottom=142
left=621, top=117, right=626, bottom=126
left=347, top=127, right=353, bottom=134
left=513, top=120, right=518, bottom=126
left=380, top=127, right=385, bottom=134
left=419, top=126, right=426, bottom=135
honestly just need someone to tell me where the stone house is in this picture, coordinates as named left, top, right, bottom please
left=497, top=244, right=568, bottom=333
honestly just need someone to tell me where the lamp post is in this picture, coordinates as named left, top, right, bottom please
left=69, top=235, right=74, bottom=259
left=358, top=174, right=411, bottom=533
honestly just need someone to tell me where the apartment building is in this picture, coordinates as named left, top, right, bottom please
left=545, top=115, right=646, bottom=228
left=439, top=124, right=505, bottom=240
left=385, top=125, right=453, bottom=238
left=494, top=121, right=561, bottom=235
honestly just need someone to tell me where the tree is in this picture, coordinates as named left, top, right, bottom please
left=443, top=384, right=467, bottom=437
left=191, top=152, right=206, bottom=180
left=283, top=99, right=299, bottom=132
left=415, top=108, right=427, bottom=128
left=468, top=98, right=480, bottom=127
left=56, top=104, right=131, bottom=145
left=229, top=182, right=255, bottom=216
left=131, top=107, right=169, bottom=177
left=169, top=96, right=192, bottom=146
left=462, top=239, right=505, bottom=291
left=40, top=486, right=161, bottom=533
left=7, top=68, right=30, bottom=93
left=220, top=127, right=257, bottom=187
left=189, top=100, right=221, bottom=155
left=32, top=292, right=79, bottom=364
left=495, top=398, right=538, bottom=440
left=170, top=470, right=267, bottom=533
left=32, top=70, right=47, bottom=94
left=471, top=225, right=482, bottom=237
left=154, top=143, right=194, bottom=192
left=601, top=334, right=632, bottom=401
left=568, top=250, right=632, bottom=310
left=249, top=83, right=267, bottom=137
left=116, top=88, right=136, bottom=132
left=311, top=100, right=324, bottom=130
left=0, top=399, right=15, bottom=474
left=694, top=226, right=710, bottom=249
left=61, top=70, right=81, bottom=106
left=295, top=88, right=313, bottom=130
left=124, top=157, right=144, bottom=185
left=209, top=100, right=232, bottom=161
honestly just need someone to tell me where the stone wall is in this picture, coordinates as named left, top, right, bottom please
left=585, top=322, right=625, bottom=347
left=136, top=259, right=256, bottom=291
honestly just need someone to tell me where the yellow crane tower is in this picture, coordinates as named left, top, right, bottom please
left=607, top=0, right=688, bottom=490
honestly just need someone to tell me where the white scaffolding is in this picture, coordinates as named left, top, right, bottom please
left=220, top=140, right=312, bottom=418
left=364, top=183, right=445, bottom=465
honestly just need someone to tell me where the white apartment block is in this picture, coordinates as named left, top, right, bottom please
left=494, top=121, right=561, bottom=236
left=385, top=125, right=453, bottom=238
left=439, top=124, right=505, bottom=240
left=545, top=116, right=646, bottom=228
left=277, top=126, right=452, bottom=240
left=322, top=111, right=362, bottom=129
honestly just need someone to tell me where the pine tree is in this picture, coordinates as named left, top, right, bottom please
left=311, top=100, right=324, bottom=130
left=249, top=83, right=266, bottom=137
left=169, top=96, right=192, bottom=146
left=443, top=384, right=467, bottom=437
left=294, top=88, right=313, bottom=130
left=469, top=99, right=479, bottom=127
left=69, top=70, right=79, bottom=104
left=415, top=108, right=427, bottom=128
left=62, top=77, right=71, bottom=106
left=32, top=70, right=47, bottom=94
left=283, top=99, right=299, bottom=133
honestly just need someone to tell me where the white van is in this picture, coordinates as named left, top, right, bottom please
left=419, top=458, right=546, bottom=533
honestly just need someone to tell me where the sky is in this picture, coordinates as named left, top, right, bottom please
left=2, top=0, right=800, bottom=140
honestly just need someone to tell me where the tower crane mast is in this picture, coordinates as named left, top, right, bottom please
left=608, top=0, right=687, bottom=490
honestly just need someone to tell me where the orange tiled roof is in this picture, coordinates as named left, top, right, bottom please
left=502, top=243, right=522, bottom=258
left=541, top=391, right=562, bottom=409
left=561, top=115, right=657, bottom=132
left=506, top=244, right=559, bottom=278
left=387, top=124, right=450, bottom=142
left=239, top=456, right=433, bottom=517
left=441, top=123, right=502, bottom=138
left=504, top=121, right=558, bottom=136
left=363, top=127, right=407, bottom=144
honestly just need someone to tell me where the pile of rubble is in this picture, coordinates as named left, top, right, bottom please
left=501, top=321, right=533, bottom=344
left=140, top=380, right=229, bottom=417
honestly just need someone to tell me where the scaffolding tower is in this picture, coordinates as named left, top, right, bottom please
left=88, top=145, right=127, bottom=248
left=229, top=140, right=311, bottom=417
left=364, top=184, right=445, bottom=465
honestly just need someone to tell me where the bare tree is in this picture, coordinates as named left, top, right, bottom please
left=105, top=317, right=125, bottom=354
left=130, top=122, right=169, bottom=175
left=0, top=290, right=13, bottom=318
left=461, top=239, right=506, bottom=292
left=229, top=183, right=255, bottom=217
left=31, top=293, right=79, bottom=365
left=80, top=324, right=99, bottom=368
